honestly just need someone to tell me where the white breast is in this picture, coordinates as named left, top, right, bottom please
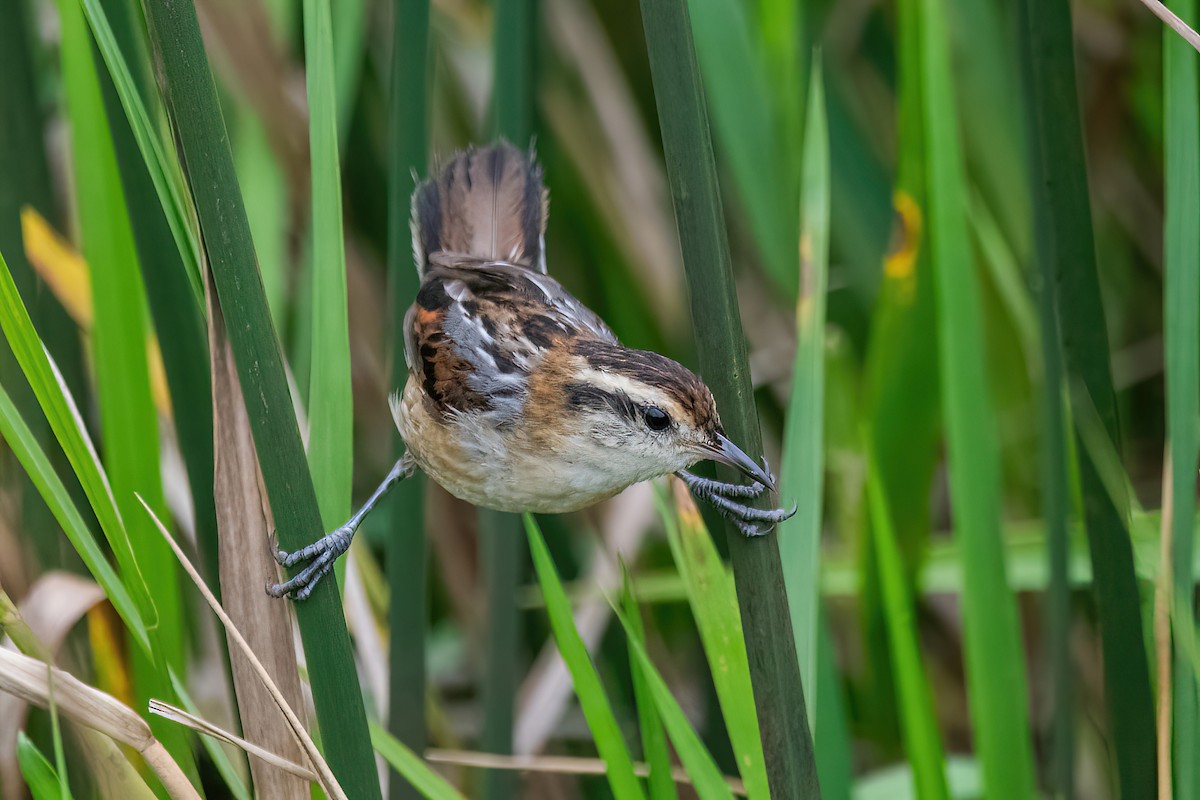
left=391, top=378, right=646, bottom=513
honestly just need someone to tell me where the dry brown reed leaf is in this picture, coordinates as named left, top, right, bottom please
left=1155, top=449, right=1173, bottom=800
left=148, top=699, right=318, bottom=782
left=15, top=572, right=107, bottom=653
left=136, top=495, right=348, bottom=800
left=0, top=580, right=158, bottom=798
left=0, top=646, right=199, bottom=799
left=206, top=269, right=309, bottom=798
left=426, top=748, right=748, bottom=796
left=0, top=573, right=107, bottom=796
left=1136, top=0, right=1200, bottom=54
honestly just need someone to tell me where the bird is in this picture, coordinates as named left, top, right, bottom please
left=268, top=141, right=795, bottom=600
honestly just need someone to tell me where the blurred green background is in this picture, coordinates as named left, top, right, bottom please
left=0, top=0, right=1196, bottom=797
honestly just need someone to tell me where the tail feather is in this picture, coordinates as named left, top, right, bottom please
left=411, top=141, right=548, bottom=275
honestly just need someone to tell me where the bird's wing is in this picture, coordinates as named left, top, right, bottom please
left=405, top=259, right=616, bottom=423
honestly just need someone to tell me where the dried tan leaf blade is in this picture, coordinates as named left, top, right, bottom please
left=148, top=699, right=318, bottom=781
left=207, top=259, right=309, bottom=798
left=0, top=646, right=199, bottom=799
left=135, top=495, right=348, bottom=800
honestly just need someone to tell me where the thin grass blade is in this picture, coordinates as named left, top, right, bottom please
left=0, top=0, right=75, bottom=575
left=369, top=723, right=467, bottom=800
left=866, top=449, right=949, bottom=800
left=0, top=249, right=153, bottom=642
left=620, top=566, right=677, bottom=800
left=608, top=603, right=735, bottom=800
left=139, top=496, right=349, bottom=800
left=16, top=732, right=71, bottom=800
left=0, top=378, right=147, bottom=652
left=87, top=0, right=221, bottom=618
left=523, top=513, right=645, bottom=800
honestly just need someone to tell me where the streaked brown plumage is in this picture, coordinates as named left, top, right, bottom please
left=269, top=141, right=793, bottom=600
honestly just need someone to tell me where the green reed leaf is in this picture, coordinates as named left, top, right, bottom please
left=524, top=513, right=645, bottom=800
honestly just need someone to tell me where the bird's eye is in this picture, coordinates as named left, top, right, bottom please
left=643, top=407, right=671, bottom=431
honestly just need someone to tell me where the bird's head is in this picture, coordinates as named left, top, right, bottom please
left=552, top=340, right=774, bottom=491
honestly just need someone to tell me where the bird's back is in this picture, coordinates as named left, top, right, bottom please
left=397, top=143, right=625, bottom=511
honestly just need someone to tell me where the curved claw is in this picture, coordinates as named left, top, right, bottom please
left=701, top=490, right=797, bottom=525
left=677, top=468, right=797, bottom=537
left=676, top=470, right=766, bottom=499
left=266, top=525, right=355, bottom=599
left=732, top=517, right=773, bottom=537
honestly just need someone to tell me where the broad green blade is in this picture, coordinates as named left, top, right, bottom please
left=524, top=513, right=645, bottom=800
left=57, top=0, right=181, bottom=669
left=779, top=56, right=830, bottom=722
left=947, top=0, right=1030, bottom=259
left=91, top=0, right=220, bottom=605
left=657, top=489, right=768, bottom=798
left=303, top=0, right=353, bottom=549
left=921, top=0, right=1036, bottom=795
left=233, top=116, right=288, bottom=332
left=686, top=0, right=794, bottom=295
left=637, top=1, right=819, bottom=793
left=814, top=612, right=853, bottom=800
left=1164, top=0, right=1200, bottom=794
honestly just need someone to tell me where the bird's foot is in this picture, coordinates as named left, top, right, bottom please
left=676, top=463, right=797, bottom=537
left=266, top=524, right=355, bottom=600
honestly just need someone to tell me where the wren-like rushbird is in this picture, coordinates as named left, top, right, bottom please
left=268, top=142, right=795, bottom=599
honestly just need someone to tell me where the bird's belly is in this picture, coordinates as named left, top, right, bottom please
left=392, top=382, right=626, bottom=514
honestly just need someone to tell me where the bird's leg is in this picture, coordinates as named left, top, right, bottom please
left=267, top=454, right=416, bottom=599
left=676, top=460, right=797, bottom=538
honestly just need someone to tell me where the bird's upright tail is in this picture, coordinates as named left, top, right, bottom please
left=411, top=141, right=548, bottom=276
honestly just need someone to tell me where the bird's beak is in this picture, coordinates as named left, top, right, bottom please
left=708, top=433, right=776, bottom=491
